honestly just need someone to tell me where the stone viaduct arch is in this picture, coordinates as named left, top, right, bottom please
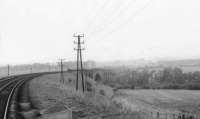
left=68, top=68, right=115, bottom=81
left=84, top=69, right=115, bottom=81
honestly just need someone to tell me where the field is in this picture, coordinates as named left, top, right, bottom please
left=28, top=73, right=146, bottom=119
left=114, top=89, right=200, bottom=116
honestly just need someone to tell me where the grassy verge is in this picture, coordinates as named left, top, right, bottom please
left=29, top=73, right=146, bottom=119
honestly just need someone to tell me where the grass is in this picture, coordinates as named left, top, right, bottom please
left=29, top=72, right=146, bottom=119
left=114, top=89, right=200, bottom=116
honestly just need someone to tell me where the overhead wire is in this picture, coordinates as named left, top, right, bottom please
left=90, top=0, right=154, bottom=40
left=82, top=0, right=99, bottom=30
left=81, top=0, right=91, bottom=32
left=84, top=0, right=111, bottom=35
left=86, top=0, right=129, bottom=36
left=88, top=0, right=137, bottom=37
left=86, top=0, right=124, bottom=33
left=89, top=0, right=149, bottom=36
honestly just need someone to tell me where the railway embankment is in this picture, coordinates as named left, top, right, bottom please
left=18, top=81, right=41, bottom=119
left=28, top=73, right=146, bottom=119
left=0, top=74, right=43, bottom=119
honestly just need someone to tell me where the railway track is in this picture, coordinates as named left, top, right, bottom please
left=0, top=73, right=43, bottom=119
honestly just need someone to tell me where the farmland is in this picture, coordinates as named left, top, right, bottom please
left=114, top=89, right=200, bottom=116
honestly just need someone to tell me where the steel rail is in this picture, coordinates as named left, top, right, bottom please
left=0, top=77, right=14, bottom=82
left=3, top=77, right=28, bottom=119
left=0, top=77, right=21, bottom=92
left=0, top=73, right=52, bottom=119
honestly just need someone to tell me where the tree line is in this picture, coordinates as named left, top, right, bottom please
left=103, top=67, right=200, bottom=90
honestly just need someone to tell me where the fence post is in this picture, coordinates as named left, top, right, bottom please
left=189, top=115, right=193, bottom=119
left=187, top=113, right=189, bottom=119
left=182, top=113, right=185, bottom=119
left=157, top=112, right=160, bottom=118
left=166, top=112, right=168, bottom=119
left=173, top=113, right=175, bottom=119
left=70, top=110, right=72, bottom=119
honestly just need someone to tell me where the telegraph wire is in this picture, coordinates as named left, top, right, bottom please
left=89, top=0, right=154, bottom=39
left=85, top=0, right=111, bottom=34
left=88, top=0, right=137, bottom=36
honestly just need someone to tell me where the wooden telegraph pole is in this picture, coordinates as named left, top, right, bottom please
left=74, top=34, right=85, bottom=92
left=7, top=64, right=10, bottom=76
left=48, top=64, right=51, bottom=72
left=59, top=59, right=65, bottom=84
left=30, top=66, right=33, bottom=73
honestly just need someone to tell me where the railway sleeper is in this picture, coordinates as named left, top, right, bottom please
left=17, top=80, right=41, bottom=119
left=8, top=86, right=23, bottom=119
left=6, top=77, right=40, bottom=119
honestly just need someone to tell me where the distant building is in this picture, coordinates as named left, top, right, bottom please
left=84, top=60, right=96, bottom=69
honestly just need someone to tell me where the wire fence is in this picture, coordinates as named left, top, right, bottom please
left=143, top=110, right=200, bottom=119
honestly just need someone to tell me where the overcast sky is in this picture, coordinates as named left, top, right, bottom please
left=0, top=0, right=200, bottom=65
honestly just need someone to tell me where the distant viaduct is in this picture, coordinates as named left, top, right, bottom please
left=68, top=68, right=115, bottom=81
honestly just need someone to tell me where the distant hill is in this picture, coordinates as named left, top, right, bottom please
left=157, top=59, right=200, bottom=67
left=95, top=59, right=154, bottom=68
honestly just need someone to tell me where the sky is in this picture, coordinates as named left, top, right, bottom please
left=0, top=0, right=200, bottom=65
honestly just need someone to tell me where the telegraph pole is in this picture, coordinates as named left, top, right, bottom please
left=7, top=64, right=10, bottom=76
left=48, top=64, right=51, bottom=72
left=74, top=34, right=85, bottom=92
left=30, top=67, right=32, bottom=73
left=59, top=59, right=65, bottom=84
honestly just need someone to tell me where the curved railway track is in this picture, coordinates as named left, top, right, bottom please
left=0, top=73, right=43, bottom=119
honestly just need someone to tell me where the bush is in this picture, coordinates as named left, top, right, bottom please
left=130, top=85, right=135, bottom=89
left=86, top=81, right=93, bottom=92
left=68, top=78, right=72, bottom=83
left=99, top=89, right=106, bottom=96
left=161, top=84, right=183, bottom=89
left=95, top=73, right=101, bottom=82
left=186, top=83, right=200, bottom=90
